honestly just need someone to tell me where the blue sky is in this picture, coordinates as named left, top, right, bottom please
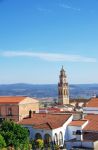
left=0, top=0, right=98, bottom=84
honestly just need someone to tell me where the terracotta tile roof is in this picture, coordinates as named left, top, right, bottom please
left=84, top=114, right=98, bottom=120
left=0, top=96, right=26, bottom=104
left=83, top=132, right=98, bottom=141
left=86, top=98, right=98, bottom=107
left=19, top=113, right=72, bottom=129
left=83, top=114, right=98, bottom=131
left=47, top=107, right=61, bottom=112
left=33, top=122, right=53, bottom=130
left=69, top=120, right=87, bottom=126
left=70, top=98, right=90, bottom=103
left=68, top=132, right=98, bottom=142
left=39, top=107, right=61, bottom=113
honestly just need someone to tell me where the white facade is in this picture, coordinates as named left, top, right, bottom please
left=83, top=107, right=98, bottom=114
left=66, top=120, right=88, bottom=140
left=66, top=140, right=98, bottom=150
left=22, top=115, right=73, bottom=147
left=22, top=114, right=98, bottom=150
left=66, top=141, right=93, bottom=150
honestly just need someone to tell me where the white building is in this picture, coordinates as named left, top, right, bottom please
left=66, top=114, right=98, bottom=150
left=19, top=113, right=73, bottom=147
left=18, top=110, right=98, bottom=149
left=67, top=120, right=88, bottom=140
left=83, top=97, right=98, bottom=114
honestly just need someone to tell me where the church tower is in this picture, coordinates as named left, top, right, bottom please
left=58, top=66, right=69, bottom=105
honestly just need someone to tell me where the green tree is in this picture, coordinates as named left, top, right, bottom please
left=0, top=134, right=6, bottom=149
left=0, top=120, right=29, bottom=150
left=30, top=139, right=36, bottom=149
left=36, top=139, right=44, bottom=149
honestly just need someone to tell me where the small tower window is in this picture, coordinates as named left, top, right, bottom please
left=64, top=90, right=66, bottom=95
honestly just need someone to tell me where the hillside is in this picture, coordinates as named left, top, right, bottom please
left=0, top=83, right=98, bottom=99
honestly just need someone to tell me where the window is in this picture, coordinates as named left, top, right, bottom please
left=73, top=131, right=76, bottom=135
left=44, top=134, right=52, bottom=144
left=8, top=108, right=12, bottom=116
left=76, top=130, right=82, bottom=135
left=54, top=133, right=58, bottom=145
left=64, top=89, right=66, bottom=95
left=59, top=132, right=63, bottom=146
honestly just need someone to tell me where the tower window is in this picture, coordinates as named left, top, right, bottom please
left=64, top=90, right=66, bottom=95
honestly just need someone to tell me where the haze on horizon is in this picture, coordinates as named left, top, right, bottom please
left=0, top=0, right=98, bottom=84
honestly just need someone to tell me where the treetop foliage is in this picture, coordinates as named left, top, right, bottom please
left=0, top=120, right=29, bottom=149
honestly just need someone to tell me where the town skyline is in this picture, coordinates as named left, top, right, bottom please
left=0, top=0, right=98, bottom=84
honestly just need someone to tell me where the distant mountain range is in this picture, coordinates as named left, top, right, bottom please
left=0, top=83, right=98, bottom=99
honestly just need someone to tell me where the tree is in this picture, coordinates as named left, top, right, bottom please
left=0, top=134, right=6, bottom=149
left=36, top=139, right=44, bottom=149
left=0, top=120, right=29, bottom=149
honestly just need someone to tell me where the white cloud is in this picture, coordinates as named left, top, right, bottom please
left=0, top=51, right=96, bottom=63
left=59, top=4, right=80, bottom=11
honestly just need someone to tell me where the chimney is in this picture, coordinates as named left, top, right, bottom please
left=80, top=112, right=85, bottom=120
left=33, top=111, right=36, bottom=114
left=29, top=110, right=32, bottom=118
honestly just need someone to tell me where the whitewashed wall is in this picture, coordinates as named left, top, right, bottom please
left=22, top=114, right=73, bottom=147
left=67, top=126, right=81, bottom=140
left=66, top=141, right=93, bottom=150
left=94, top=141, right=98, bottom=149
left=52, top=115, right=73, bottom=146
left=23, top=125, right=52, bottom=139
left=83, top=107, right=98, bottom=114
left=66, top=120, right=88, bottom=140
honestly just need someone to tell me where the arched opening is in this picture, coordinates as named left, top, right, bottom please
left=54, top=133, right=58, bottom=145
left=64, top=89, right=66, bottom=95
left=44, top=134, right=52, bottom=144
left=44, top=134, right=52, bottom=148
left=35, top=133, right=42, bottom=140
left=59, top=132, right=63, bottom=146
left=59, top=90, right=60, bottom=96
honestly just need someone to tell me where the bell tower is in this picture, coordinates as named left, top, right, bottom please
left=58, top=66, right=69, bottom=105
